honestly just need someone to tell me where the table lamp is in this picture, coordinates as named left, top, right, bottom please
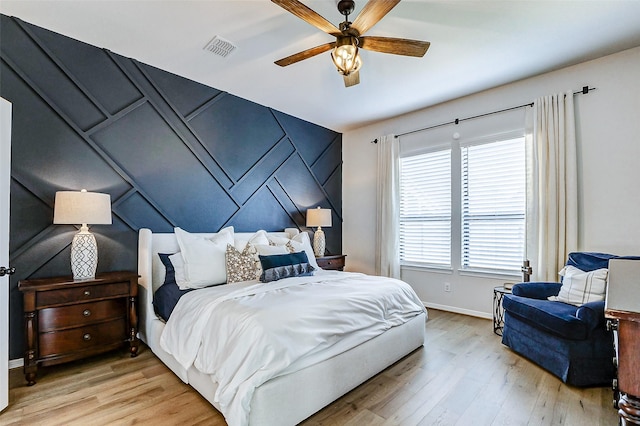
left=306, top=207, right=332, bottom=257
left=53, top=189, right=112, bottom=280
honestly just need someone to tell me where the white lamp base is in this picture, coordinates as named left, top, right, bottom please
left=313, top=228, right=326, bottom=258
left=71, top=227, right=98, bottom=280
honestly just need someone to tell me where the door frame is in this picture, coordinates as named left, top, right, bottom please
left=1, top=97, right=13, bottom=411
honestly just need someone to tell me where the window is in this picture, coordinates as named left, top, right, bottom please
left=461, top=137, right=525, bottom=272
left=399, top=149, right=451, bottom=267
left=399, top=135, right=525, bottom=275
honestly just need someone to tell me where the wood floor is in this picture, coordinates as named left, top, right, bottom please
left=2, top=309, right=618, bottom=425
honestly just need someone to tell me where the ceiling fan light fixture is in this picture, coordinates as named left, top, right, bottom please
left=331, top=36, right=362, bottom=76
left=272, top=0, right=429, bottom=87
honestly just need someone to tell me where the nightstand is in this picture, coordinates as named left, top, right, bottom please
left=316, top=254, right=346, bottom=271
left=18, top=271, right=139, bottom=385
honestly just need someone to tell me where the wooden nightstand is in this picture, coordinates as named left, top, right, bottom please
left=18, top=271, right=139, bottom=385
left=316, top=255, right=346, bottom=271
left=606, top=310, right=640, bottom=424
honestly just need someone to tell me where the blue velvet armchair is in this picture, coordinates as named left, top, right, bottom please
left=501, top=252, right=640, bottom=387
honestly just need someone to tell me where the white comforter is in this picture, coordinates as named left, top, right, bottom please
left=160, top=270, right=426, bottom=426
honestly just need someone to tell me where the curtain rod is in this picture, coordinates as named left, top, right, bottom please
left=371, top=86, right=596, bottom=143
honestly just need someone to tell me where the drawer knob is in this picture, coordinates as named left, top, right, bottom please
left=83, top=309, right=91, bottom=317
left=84, top=290, right=91, bottom=296
left=83, top=333, right=91, bottom=341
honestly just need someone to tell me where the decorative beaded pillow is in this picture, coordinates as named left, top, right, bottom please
left=225, top=244, right=260, bottom=283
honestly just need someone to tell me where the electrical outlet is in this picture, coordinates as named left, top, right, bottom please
left=444, top=282, right=451, bottom=292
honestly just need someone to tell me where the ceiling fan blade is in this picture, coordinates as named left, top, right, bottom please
left=359, top=36, right=430, bottom=57
left=343, top=71, right=360, bottom=87
left=351, top=0, right=401, bottom=36
left=271, top=0, right=342, bottom=36
left=275, top=42, right=336, bottom=67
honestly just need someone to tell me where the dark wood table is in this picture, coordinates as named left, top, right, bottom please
left=18, top=271, right=139, bottom=385
left=316, top=254, right=346, bottom=271
left=606, top=309, right=640, bottom=426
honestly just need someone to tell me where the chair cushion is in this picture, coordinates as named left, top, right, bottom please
left=503, top=294, right=589, bottom=340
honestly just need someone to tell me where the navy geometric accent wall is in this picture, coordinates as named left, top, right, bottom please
left=0, top=15, right=342, bottom=360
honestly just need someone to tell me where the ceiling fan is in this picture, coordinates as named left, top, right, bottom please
left=272, top=0, right=430, bottom=87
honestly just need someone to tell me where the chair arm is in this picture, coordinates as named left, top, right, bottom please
left=576, top=300, right=606, bottom=332
left=512, top=282, right=562, bottom=299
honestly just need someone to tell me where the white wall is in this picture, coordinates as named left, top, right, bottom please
left=343, top=46, right=640, bottom=318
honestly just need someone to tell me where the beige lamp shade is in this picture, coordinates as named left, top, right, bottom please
left=54, top=190, right=112, bottom=225
left=306, top=207, right=332, bottom=228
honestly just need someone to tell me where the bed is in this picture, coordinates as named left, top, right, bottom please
left=137, top=227, right=426, bottom=426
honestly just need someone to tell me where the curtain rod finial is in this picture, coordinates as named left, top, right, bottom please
left=371, top=138, right=378, bottom=144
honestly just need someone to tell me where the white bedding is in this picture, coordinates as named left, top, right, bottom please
left=160, top=270, right=426, bottom=426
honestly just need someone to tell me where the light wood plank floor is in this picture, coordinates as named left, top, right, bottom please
left=2, top=310, right=618, bottom=425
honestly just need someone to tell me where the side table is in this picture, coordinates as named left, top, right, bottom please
left=606, top=310, right=640, bottom=426
left=18, top=271, right=139, bottom=385
left=493, top=285, right=513, bottom=336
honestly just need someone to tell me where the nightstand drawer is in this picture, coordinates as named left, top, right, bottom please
left=316, top=255, right=346, bottom=271
left=39, top=299, right=126, bottom=331
left=36, top=282, right=130, bottom=307
left=39, top=318, right=127, bottom=357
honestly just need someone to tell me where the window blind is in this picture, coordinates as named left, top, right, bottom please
left=399, top=149, right=451, bottom=267
left=461, top=137, right=525, bottom=272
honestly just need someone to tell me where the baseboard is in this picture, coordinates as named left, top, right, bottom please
left=9, top=358, right=23, bottom=370
left=423, top=301, right=492, bottom=320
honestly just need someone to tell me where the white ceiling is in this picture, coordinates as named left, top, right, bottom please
left=2, top=1, right=640, bottom=132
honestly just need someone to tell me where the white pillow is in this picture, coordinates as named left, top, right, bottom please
left=269, top=232, right=319, bottom=270
left=291, top=231, right=320, bottom=270
left=267, top=236, right=289, bottom=246
left=234, top=230, right=269, bottom=251
left=254, top=244, right=290, bottom=256
left=175, top=226, right=234, bottom=288
left=168, top=252, right=188, bottom=289
left=548, top=265, right=608, bottom=306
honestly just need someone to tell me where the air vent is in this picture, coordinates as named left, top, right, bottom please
left=203, top=36, right=237, bottom=58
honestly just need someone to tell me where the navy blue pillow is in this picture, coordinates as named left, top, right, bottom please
left=153, top=253, right=194, bottom=321
left=259, top=251, right=315, bottom=283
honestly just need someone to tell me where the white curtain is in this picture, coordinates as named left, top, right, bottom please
left=375, top=134, right=400, bottom=278
left=526, top=91, right=578, bottom=282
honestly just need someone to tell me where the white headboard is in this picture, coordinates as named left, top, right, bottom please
left=137, top=228, right=300, bottom=344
